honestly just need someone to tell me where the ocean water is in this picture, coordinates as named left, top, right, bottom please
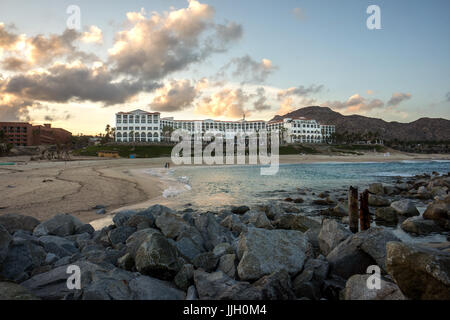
left=165, top=160, right=450, bottom=209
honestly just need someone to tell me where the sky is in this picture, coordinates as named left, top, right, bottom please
left=0, top=0, right=449, bottom=135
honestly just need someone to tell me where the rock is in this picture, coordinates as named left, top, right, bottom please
left=279, top=203, right=301, bottom=213
left=322, top=274, right=346, bottom=300
left=1, top=241, right=46, bottom=282
left=431, top=186, right=448, bottom=198
left=390, top=199, right=420, bottom=217
left=134, top=231, right=182, bottom=280
left=324, top=201, right=348, bottom=217
left=304, top=226, right=321, bottom=253
left=318, top=219, right=351, bottom=256
left=213, top=242, right=234, bottom=257
left=220, top=214, right=247, bottom=235
left=293, top=198, right=304, bottom=204
left=117, top=253, right=134, bottom=270
left=21, top=260, right=105, bottom=300
left=125, top=215, right=154, bottom=229
left=251, top=270, right=296, bottom=300
left=193, top=270, right=252, bottom=300
left=237, top=228, right=312, bottom=281
left=108, top=226, right=136, bottom=246
left=260, top=202, right=285, bottom=220
left=386, top=242, right=450, bottom=300
left=96, top=208, right=106, bottom=215
left=343, top=274, right=405, bottom=300
left=194, top=212, right=233, bottom=251
left=186, top=285, right=198, bottom=300
left=383, top=185, right=399, bottom=196
left=155, top=211, right=192, bottom=239
left=368, top=194, right=390, bottom=207
left=327, top=227, right=399, bottom=279
left=218, top=254, right=237, bottom=278
left=231, top=206, right=250, bottom=215
left=175, top=236, right=204, bottom=262
left=82, top=268, right=134, bottom=300
left=192, top=252, right=219, bottom=272
left=401, top=216, right=442, bottom=235
left=33, top=214, right=84, bottom=237
left=247, top=211, right=273, bottom=229
left=39, top=235, right=78, bottom=258
left=416, top=186, right=432, bottom=199
left=0, top=213, right=40, bottom=233
left=44, top=253, right=58, bottom=265
left=369, top=183, right=384, bottom=195
left=113, top=207, right=157, bottom=228
left=423, top=199, right=449, bottom=221
left=125, top=228, right=161, bottom=258
left=75, top=224, right=95, bottom=235
left=174, top=264, right=194, bottom=291
left=0, top=224, right=12, bottom=264
left=375, top=207, right=398, bottom=223
left=292, top=257, right=329, bottom=300
left=0, top=282, right=39, bottom=300
left=129, top=275, right=185, bottom=300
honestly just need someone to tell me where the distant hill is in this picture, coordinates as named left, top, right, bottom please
left=270, top=106, right=450, bottom=141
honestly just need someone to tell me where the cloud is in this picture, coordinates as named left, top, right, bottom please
left=108, top=0, right=242, bottom=80
left=387, top=92, right=411, bottom=107
left=219, top=55, right=277, bottom=84
left=292, top=8, right=306, bottom=21
left=367, top=89, right=374, bottom=95
left=277, top=84, right=324, bottom=100
left=322, top=93, right=385, bottom=113
left=150, top=79, right=198, bottom=112
left=0, top=94, right=35, bottom=121
left=252, top=87, right=272, bottom=111
left=81, top=26, right=103, bottom=44
left=195, top=88, right=249, bottom=118
left=4, top=62, right=157, bottom=105
left=278, top=97, right=295, bottom=115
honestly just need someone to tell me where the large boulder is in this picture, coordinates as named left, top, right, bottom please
left=247, top=211, right=273, bottom=229
left=218, top=254, right=237, bottom=278
left=292, top=257, right=329, bottom=300
left=390, top=199, right=420, bottom=217
left=129, top=275, right=185, bottom=300
left=401, top=217, right=442, bottom=235
left=33, top=214, right=84, bottom=237
left=108, top=226, right=136, bottom=246
left=318, top=219, right=351, bottom=256
left=155, top=211, right=192, bottom=239
left=386, top=242, right=450, bottom=300
left=81, top=268, right=135, bottom=300
left=113, top=207, right=157, bottom=228
left=39, top=235, right=79, bottom=258
left=423, top=199, right=449, bottom=221
left=0, top=282, right=39, bottom=300
left=237, top=228, right=312, bottom=281
left=343, top=274, right=405, bottom=300
left=250, top=270, right=296, bottom=300
left=231, top=206, right=250, bottom=215
left=375, top=207, right=398, bottom=223
left=134, top=231, right=182, bottom=280
left=327, top=227, right=399, bottom=279
left=0, top=214, right=40, bottom=233
left=368, top=195, right=390, bottom=207
left=220, top=214, right=247, bottom=235
left=0, top=224, right=12, bottom=264
left=194, top=212, right=234, bottom=251
left=369, top=183, right=384, bottom=195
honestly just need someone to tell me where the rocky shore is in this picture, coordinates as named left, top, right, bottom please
left=0, top=172, right=449, bottom=300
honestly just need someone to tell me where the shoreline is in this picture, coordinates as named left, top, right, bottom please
left=1, top=151, right=449, bottom=226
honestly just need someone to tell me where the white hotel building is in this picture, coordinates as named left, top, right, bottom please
left=114, top=110, right=335, bottom=144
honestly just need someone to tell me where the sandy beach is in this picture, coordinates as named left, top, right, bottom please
left=1, top=151, right=449, bottom=225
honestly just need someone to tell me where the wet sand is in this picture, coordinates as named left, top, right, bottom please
left=1, top=151, right=449, bottom=225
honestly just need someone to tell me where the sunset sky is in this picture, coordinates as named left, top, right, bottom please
left=0, top=0, right=449, bottom=135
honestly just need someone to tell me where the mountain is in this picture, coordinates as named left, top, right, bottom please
left=270, top=106, right=450, bottom=141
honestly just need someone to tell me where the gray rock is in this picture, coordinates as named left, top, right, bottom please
left=327, top=227, right=399, bottom=279
left=186, top=285, right=198, bottom=300
left=369, top=183, right=384, bottom=195
left=96, top=208, right=106, bottom=215
left=247, top=211, right=273, bottom=229
left=82, top=268, right=135, bottom=300
left=175, top=236, right=204, bottom=262
left=108, top=226, right=136, bottom=246
left=390, top=199, right=420, bottom=217
left=218, top=254, right=237, bottom=278
left=113, top=207, right=158, bottom=228
left=401, top=216, right=442, bottom=235
left=343, top=274, right=406, bottom=300
left=125, top=228, right=161, bottom=258
left=194, top=212, right=234, bottom=251
left=193, top=252, right=219, bottom=272
left=368, top=194, right=390, bottom=207
left=75, top=224, right=95, bottom=235
left=318, top=219, right=351, bottom=256
left=0, top=240, right=46, bottom=282
left=33, top=214, right=84, bottom=237
left=260, top=201, right=285, bottom=220
left=231, top=206, right=250, bottom=215
left=386, top=241, right=450, bottom=300
left=44, top=253, right=58, bottom=265
left=117, top=253, right=134, bottom=270
left=375, top=207, right=398, bottom=223
left=213, top=242, right=234, bottom=257
left=0, top=224, right=12, bottom=264
left=39, top=235, right=78, bottom=258
left=423, top=199, right=449, bottom=221
left=155, top=211, right=193, bottom=239
left=174, top=264, right=194, bottom=290
left=0, top=282, right=39, bottom=300
left=251, top=270, right=296, bottom=300
left=0, top=213, right=40, bottom=233
left=220, top=214, right=247, bottom=235
left=292, top=257, right=329, bottom=300
left=129, top=275, right=185, bottom=300
left=134, top=231, right=182, bottom=280
left=237, top=228, right=312, bottom=281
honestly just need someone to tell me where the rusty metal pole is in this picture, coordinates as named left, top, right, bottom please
left=359, top=189, right=370, bottom=231
left=348, top=186, right=359, bottom=233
